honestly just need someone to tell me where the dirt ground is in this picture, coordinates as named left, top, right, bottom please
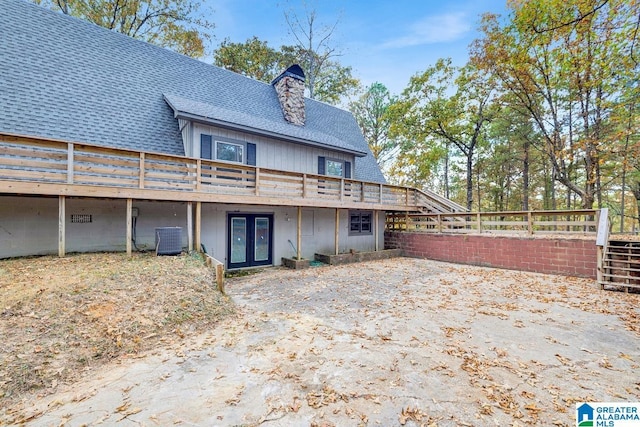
left=3, top=257, right=640, bottom=426
left=0, top=253, right=233, bottom=421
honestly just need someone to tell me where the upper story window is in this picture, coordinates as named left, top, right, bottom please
left=201, top=134, right=256, bottom=166
left=216, top=141, right=243, bottom=163
left=318, top=156, right=351, bottom=179
left=326, top=159, right=343, bottom=177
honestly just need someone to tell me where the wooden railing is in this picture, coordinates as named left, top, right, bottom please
left=386, top=209, right=600, bottom=236
left=0, top=133, right=462, bottom=212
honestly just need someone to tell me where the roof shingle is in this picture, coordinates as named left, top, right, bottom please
left=0, top=0, right=386, bottom=183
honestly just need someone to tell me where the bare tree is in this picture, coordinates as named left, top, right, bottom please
left=283, top=4, right=344, bottom=99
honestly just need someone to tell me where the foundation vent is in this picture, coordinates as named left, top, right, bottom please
left=71, top=214, right=92, bottom=223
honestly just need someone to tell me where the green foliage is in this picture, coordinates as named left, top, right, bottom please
left=34, top=0, right=212, bottom=58
left=214, top=37, right=282, bottom=82
left=476, top=105, right=544, bottom=211
left=472, top=0, right=640, bottom=209
left=311, top=61, right=359, bottom=105
left=213, top=39, right=358, bottom=105
left=349, top=83, right=398, bottom=168
left=389, top=59, right=496, bottom=210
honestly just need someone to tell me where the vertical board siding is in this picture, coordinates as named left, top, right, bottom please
left=192, top=123, right=355, bottom=176
left=0, top=194, right=380, bottom=263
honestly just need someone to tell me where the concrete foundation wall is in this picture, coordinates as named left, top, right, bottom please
left=385, top=232, right=597, bottom=278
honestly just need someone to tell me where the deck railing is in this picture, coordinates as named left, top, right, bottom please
left=386, top=209, right=599, bottom=236
left=0, top=133, right=462, bottom=212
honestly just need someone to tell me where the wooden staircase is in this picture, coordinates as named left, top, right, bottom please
left=598, top=239, right=640, bottom=292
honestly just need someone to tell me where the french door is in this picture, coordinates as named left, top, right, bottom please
left=227, top=213, right=273, bottom=269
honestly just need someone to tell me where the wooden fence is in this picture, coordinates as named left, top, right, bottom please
left=0, top=133, right=463, bottom=212
left=386, top=209, right=599, bottom=236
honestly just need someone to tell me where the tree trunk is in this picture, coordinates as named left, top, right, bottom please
left=522, top=138, right=529, bottom=211
left=551, top=170, right=557, bottom=211
left=444, top=152, right=450, bottom=200
left=632, top=180, right=640, bottom=232
left=466, top=150, right=473, bottom=211
left=476, top=160, right=482, bottom=211
left=620, top=111, right=634, bottom=232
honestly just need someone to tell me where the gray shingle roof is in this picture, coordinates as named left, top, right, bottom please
left=163, top=94, right=366, bottom=156
left=0, top=0, right=386, bottom=183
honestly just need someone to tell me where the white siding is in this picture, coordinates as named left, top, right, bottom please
left=0, top=196, right=190, bottom=258
left=199, top=204, right=381, bottom=265
left=1, top=196, right=383, bottom=264
left=178, top=119, right=192, bottom=157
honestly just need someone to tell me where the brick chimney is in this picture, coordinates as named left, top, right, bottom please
left=272, top=64, right=306, bottom=126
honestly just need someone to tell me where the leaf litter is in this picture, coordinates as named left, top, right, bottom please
left=2, top=256, right=639, bottom=426
left=0, top=252, right=234, bottom=418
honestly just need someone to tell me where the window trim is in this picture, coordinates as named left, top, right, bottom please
left=200, top=134, right=256, bottom=166
left=215, top=140, right=244, bottom=164
left=319, top=156, right=352, bottom=179
left=349, top=210, right=373, bottom=236
left=325, top=158, right=344, bottom=178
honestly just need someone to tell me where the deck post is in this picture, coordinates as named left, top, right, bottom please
left=195, top=159, right=201, bottom=191
left=596, top=208, right=610, bottom=289
left=195, top=202, right=202, bottom=252
left=58, top=195, right=65, bottom=257
left=597, top=245, right=604, bottom=289
left=139, top=153, right=145, bottom=189
left=335, top=208, right=340, bottom=255
left=297, top=206, right=302, bottom=260
left=302, top=174, right=308, bottom=198
left=255, top=167, right=260, bottom=196
left=67, top=143, right=74, bottom=184
left=126, top=198, right=132, bottom=256
left=476, top=213, right=482, bottom=233
left=375, top=210, right=379, bottom=251
left=187, top=202, right=193, bottom=252
left=527, top=211, right=533, bottom=235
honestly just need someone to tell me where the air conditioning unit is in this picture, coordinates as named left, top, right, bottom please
left=155, top=227, right=182, bottom=255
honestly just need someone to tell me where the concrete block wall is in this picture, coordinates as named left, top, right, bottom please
left=385, top=232, right=597, bottom=278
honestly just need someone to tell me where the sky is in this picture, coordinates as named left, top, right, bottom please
left=206, top=0, right=510, bottom=97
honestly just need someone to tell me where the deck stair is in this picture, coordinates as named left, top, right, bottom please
left=599, top=238, right=640, bottom=292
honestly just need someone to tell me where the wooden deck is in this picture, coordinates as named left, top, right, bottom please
left=0, top=133, right=461, bottom=213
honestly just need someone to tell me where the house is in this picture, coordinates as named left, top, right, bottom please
left=576, top=403, right=594, bottom=426
left=0, top=0, right=461, bottom=267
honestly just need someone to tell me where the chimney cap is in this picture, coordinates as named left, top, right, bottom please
left=271, top=64, right=305, bottom=86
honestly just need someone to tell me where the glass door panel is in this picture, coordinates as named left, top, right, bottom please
left=254, top=217, right=270, bottom=262
left=230, top=217, right=247, bottom=264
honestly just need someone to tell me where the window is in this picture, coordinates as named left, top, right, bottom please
left=200, top=134, right=256, bottom=166
left=216, top=141, right=243, bottom=163
left=326, top=159, right=343, bottom=177
left=318, top=156, right=351, bottom=178
left=349, top=211, right=373, bottom=235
